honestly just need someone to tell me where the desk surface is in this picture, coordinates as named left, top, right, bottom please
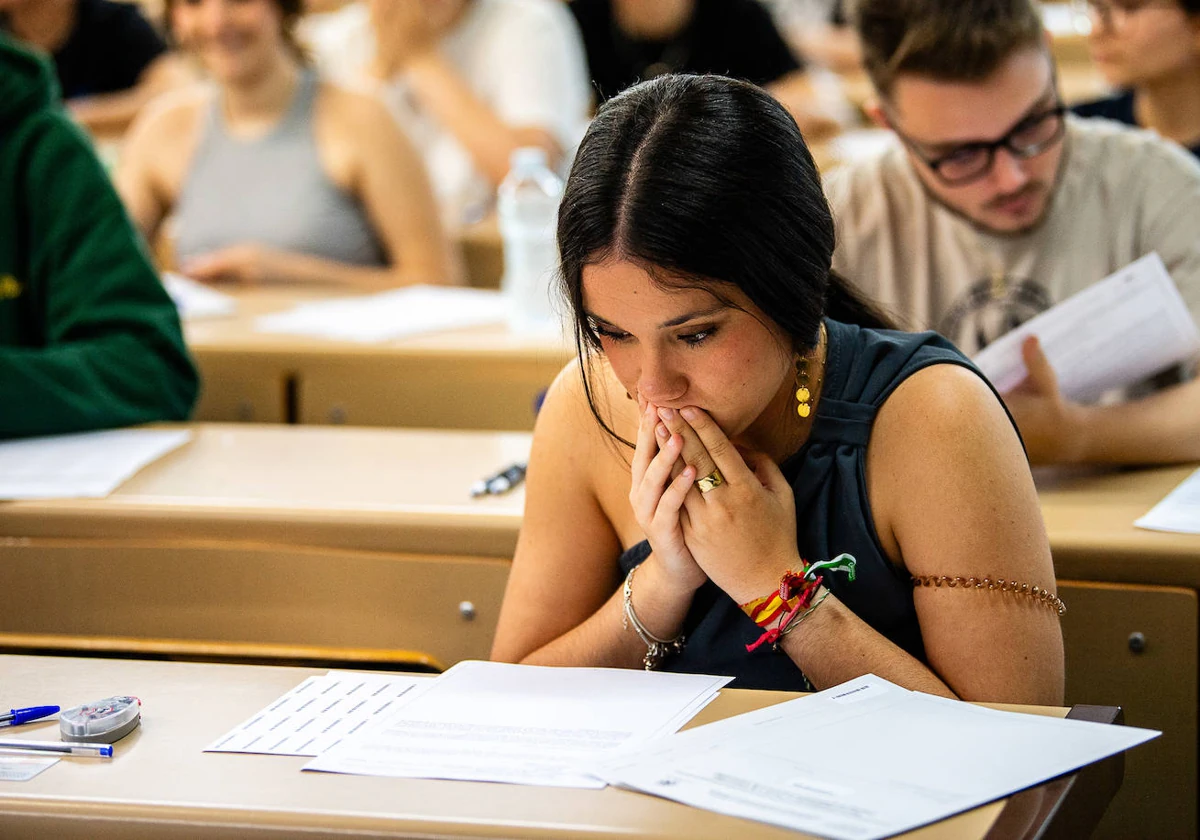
left=1036, top=464, right=1200, bottom=587
left=0, top=424, right=530, bottom=558
left=184, top=287, right=572, bottom=361
left=0, top=655, right=1114, bottom=840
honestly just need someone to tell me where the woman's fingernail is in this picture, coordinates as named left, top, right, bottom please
left=680, top=407, right=698, bottom=421
left=658, top=407, right=676, bottom=421
left=655, top=423, right=668, bottom=438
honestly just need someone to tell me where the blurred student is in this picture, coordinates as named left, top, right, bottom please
left=826, top=0, right=1200, bottom=466
left=1074, top=0, right=1200, bottom=158
left=0, top=34, right=198, bottom=439
left=118, top=0, right=458, bottom=289
left=568, top=0, right=838, bottom=136
left=0, top=0, right=190, bottom=136
left=759, top=0, right=862, bottom=73
left=302, top=0, right=590, bottom=229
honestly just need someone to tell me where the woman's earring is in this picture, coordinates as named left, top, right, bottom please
left=795, top=358, right=812, bottom=418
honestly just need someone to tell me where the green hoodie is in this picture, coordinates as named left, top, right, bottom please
left=0, top=34, right=198, bottom=439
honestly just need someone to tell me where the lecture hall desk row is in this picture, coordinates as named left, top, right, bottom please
left=0, top=427, right=1195, bottom=838
left=0, top=655, right=1123, bottom=840
left=184, top=287, right=573, bottom=430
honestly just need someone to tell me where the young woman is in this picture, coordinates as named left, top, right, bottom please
left=1075, top=0, right=1200, bottom=158
left=118, top=0, right=459, bottom=288
left=491, top=74, right=1065, bottom=704
left=303, top=0, right=591, bottom=229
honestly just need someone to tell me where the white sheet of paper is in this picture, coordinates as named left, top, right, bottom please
left=973, top=253, right=1200, bottom=401
left=0, top=429, right=192, bottom=500
left=0, top=756, right=59, bottom=781
left=304, top=660, right=731, bottom=788
left=162, top=272, right=237, bottom=320
left=254, top=285, right=508, bottom=343
left=206, top=672, right=431, bottom=757
left=1135, top=467, right=1200, bottom=534
left=598, top=675, right=1158, bottom=840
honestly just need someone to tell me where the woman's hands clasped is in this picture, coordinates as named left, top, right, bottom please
left=643, top=405, right=802, bottom=605
left=630, top=402, right=708, bottom=594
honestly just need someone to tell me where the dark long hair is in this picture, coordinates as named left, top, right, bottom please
left=556, top=73, right=890, bottom=442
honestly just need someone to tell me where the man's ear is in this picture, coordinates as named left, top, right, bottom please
left=864, top=98, right=890, bottom=130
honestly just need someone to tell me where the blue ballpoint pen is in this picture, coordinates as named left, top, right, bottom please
left=0, top=705, right=60, bottom=727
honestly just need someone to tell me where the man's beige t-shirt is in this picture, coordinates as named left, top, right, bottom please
left=825, top=117, right=1200, bottom=355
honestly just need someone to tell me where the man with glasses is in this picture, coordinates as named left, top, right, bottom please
left=825, top=0, right=1200, bottom=465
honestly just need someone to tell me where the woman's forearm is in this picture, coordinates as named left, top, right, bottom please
left=517, top=556, right=697, bottom=669
left=780, top=593, right=958, bottom=698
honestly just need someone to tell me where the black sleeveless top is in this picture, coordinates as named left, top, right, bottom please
left=617, top=318, right=1011, bottom=689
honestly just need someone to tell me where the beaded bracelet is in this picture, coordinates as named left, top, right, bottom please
left=911, top=575, right=1067, bottom=617
left=622, top=565, right=686, bottom=670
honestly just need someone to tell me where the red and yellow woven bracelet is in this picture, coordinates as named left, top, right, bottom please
left=739, top=554, right=857, bottom=653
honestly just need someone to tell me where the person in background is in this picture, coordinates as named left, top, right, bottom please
left=118, top=0, right=458, bottom=289
left=826, top=0, right=1200, bottom=466
left=491, top=74, right=1064, bottom=705
left=759, top=0, right=862, bottom=74
left=0, top=0, right=191, bottom=137
left=302, top=0, right=591, bottom=230
left=0, top=34, right=198, bottom=439
left=568, top=0, right=840, bottom=137
left=1074, top=0, right=1200, bottom=158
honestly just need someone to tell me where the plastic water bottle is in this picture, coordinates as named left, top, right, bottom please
left=498, top=147, right=563, bottom=333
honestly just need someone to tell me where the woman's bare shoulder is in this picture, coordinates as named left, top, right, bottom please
left=129, top=83, right=211, bottom=144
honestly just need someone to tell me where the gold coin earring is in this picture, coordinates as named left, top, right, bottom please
left=795, top=323, right=826, bottom=420
left=795, top=355, right=812, bottom=419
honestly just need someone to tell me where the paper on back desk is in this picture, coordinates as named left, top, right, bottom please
left=973, top=253, right=1200, bottom=401
left=599, top=674, right=1159, bottom=840
left=1135, top=466, right=1200, bottom=533
left=163, top=272, right=237, bottom=320
left=303, top=660, right=731, bottom=788
left=0, top=428, right=192, bottom=500
left=254, top=285, right=509, bottom=342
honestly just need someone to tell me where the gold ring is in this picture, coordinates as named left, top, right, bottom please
left=696, top=468, right=724, bottom=493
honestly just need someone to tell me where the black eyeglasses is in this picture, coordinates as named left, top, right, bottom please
left=892, top=104, right=1068, bottom=186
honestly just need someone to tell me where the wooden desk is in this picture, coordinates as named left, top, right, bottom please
left=0, top=656, right=1124, bottom=840
left=0, top=425, right=529, bottom=668
left=184, top=288, right=573, bottom=430
left=1038, top=464, right=1200, bottom=840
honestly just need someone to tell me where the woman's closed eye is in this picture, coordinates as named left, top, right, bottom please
left=678, top=326, right=717, bottom=347
left=591, top=322, right=632, bottom=343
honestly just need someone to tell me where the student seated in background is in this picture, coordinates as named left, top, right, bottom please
left=0, top=34, right=198, bottom=439
left=302, top=0, right=591, bottom=229
left=1074, top=0, right=1200, bottom=159
left=491, top=74, right=1065, bottom=705
left=0, top=0, right=190, bottom=137
left=760, top=0, right=862, bottom=74
left=568, top=0, right=839, bottom=138
left=826, top=0, right=1200, bottom=466
left=118, top=0, right=458, bottom=289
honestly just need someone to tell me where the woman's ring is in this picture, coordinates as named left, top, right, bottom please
left=697, top=468, right=724, bottom=493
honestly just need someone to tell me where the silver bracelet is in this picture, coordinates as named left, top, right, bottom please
left=622, top=565, right=686, bottom=670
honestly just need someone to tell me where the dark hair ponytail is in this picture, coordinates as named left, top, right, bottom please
left=556, top=73, right=891, bottom=441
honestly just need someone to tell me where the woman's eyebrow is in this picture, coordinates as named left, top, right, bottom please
left=585, top=305, right=727, bottom=331
left=659, top=305, right=726, bottom=328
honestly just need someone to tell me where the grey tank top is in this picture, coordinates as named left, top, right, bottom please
left=618, top=318, right=1018, bottom=690
left=174, top=71, right=386, bottom=268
